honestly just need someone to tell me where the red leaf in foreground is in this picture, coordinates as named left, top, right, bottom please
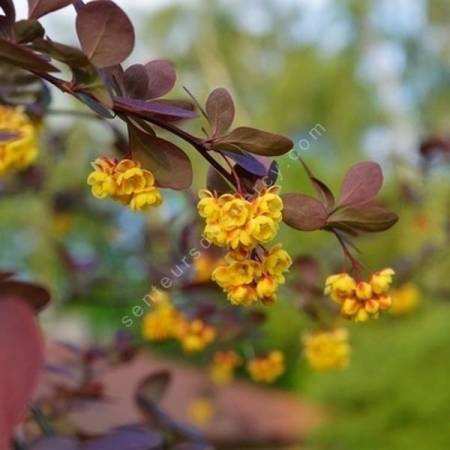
left=0, top=299, right=44, bottom=450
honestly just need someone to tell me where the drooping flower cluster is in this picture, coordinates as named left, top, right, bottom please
left=198, top=186, right=283, bottom=249
left=212, top=245, right=292, bottom=305
left=324, top=269, right=395, bottom=322
left=198, top=186, right=292, bottom=305
left=246, top=350, right=285, bottom=383
left=87, top=157, right=162, bottom=211
left=0, top=105, right=38, bottom=176
left=209, top=350, right=242, bottom=385
left=303, top=328, right=351, bottom=372
left=141, top=291, right=216, bottom=353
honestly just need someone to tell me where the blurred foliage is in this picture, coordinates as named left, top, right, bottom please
left=0, top=0, right=449, bottom=449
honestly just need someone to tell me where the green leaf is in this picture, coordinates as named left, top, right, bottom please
left=14, top=19, right=45, bottom=44
left=282, top=193, right=328, bottom=231
left=219, top=126, right=293, bottom=156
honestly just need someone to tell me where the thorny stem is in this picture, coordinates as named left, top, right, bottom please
left=34, top=73, right=237, bottom=189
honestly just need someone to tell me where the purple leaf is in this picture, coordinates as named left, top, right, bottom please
left=28, top=0, right=72, bottom=20
left=145, top=59, right=176, bottom=99
left=116, top=96, right=197, bottom=119
left=328, top=205, right=399, bottom=232
left=219, top=126, right=293, bottom=156
left=221, top=149, right=267, bottom=177
left=129, top=124, right=193, bottom=190
left=135, top=371, right=172, bottom=406
left=282, top=193, right=328, bottom=231
left=206, top=165, right=232, bottom=194
left=82, top=428, right=163, bottom=450
left=206, top=87, right=235, bottom=137
left=76, top=0, right=135, bottom=68
left=0, top=37, right=58, bottom=72
left=31, top=437, right=80, bottom=450
left=123, top=64, right=149, bottom=99
left=339, top=161, right=383, bottom=207
left=0, top=0, right=15, bottom=40
left=298, top=157, right=334, bottom=210
left=0, top=131, right=19, bottom=142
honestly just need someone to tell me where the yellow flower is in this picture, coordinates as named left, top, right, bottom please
left=198, top=190, right=221, bottom=222
left=247, top=350, right=285, bottom=383
left=187, top=397, right=215, bottom=427
left=209, top=350, right=242, bottom=385
left=212, top=245, right=291, bottom=306
left=355, top=281, right=372, bottom=300
left=176, top=319, right=216, bottom=353
left=87, top=157, right=163, bottom=212
left=390, top=283, right=420, bottom=315
left=324, top=269, right=395, bottom=321
left=256, top=275, right=278, bottom=299
left=115, top=159, right=152, bottom=195
left=87, top=168, right=116, bottom=198
left=227, top=285, right=258, bottom=306
left=0, top=105, right=39, bottom=176
left=254, top=186, right=283, bottom=221
left=249, top=216, right=278, bottom=243
left=324, top=273, right=356, bottom=303
left=370, top=268, right=395, bottom=294
left=141, top=296, right=185, bottom=342
left=264, top=245, right=292, bottom=281
left=219, top=197, right=252, bottom=231
left=128, top=187, right=162, bottom=211
left=303, top=328, right=350, bottom=372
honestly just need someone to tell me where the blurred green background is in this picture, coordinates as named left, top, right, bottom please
left=1, top=1, right=450, bottom=449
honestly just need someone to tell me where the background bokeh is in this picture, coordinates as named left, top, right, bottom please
left=1, top=1, right=449, bottom=449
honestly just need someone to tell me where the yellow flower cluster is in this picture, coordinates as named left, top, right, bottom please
left=247, top=350, right=285, bottom=383
left=141, top=291, right=185, bottom=342
left=176, top=319, right=217, bottom=353
left=212, top=245, right=292, bottom=305
left=87, top=157, right=162, bottom=211
left=141, top=292, right=216, bottom=353
left=198, top=186, right=291, bottom=305
left=0, top=105, right=38, bottom=176
left=198, top=186, right=283, bottom=249
left=303, top=328, right=351, bottom=372
left=390, top=282, right=420, bottom=315
left=209, top=350, right=242, bottom=385
left=324, top=268, right=395, bottom=322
